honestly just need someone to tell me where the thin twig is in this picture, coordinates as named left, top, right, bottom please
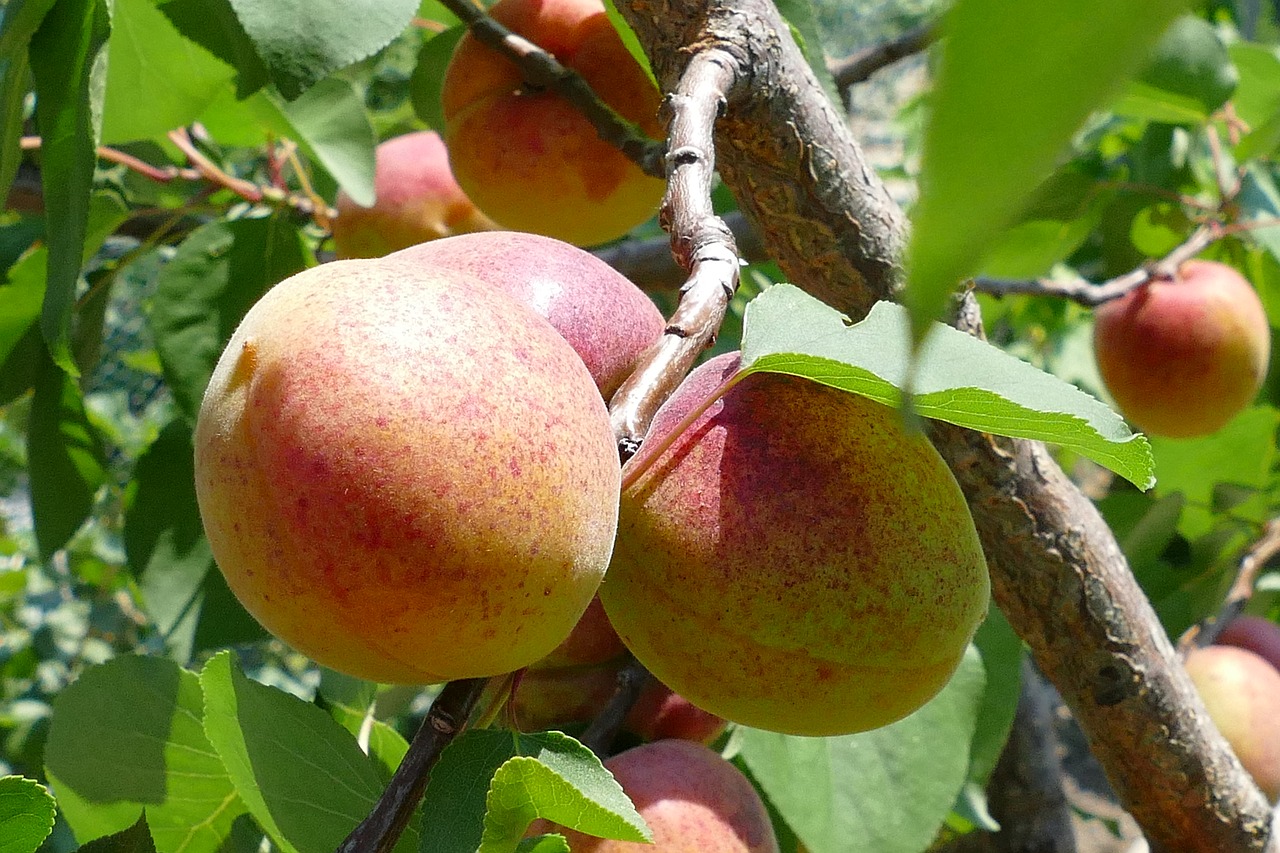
left=1179, top=518, right=1280, bottom=654
left=607, top=51, right=744, bottom=456
left=21, top=134, right=202, bottom=183
left=579, top=656, right=652, bottom=757
left=828, top=22, right=936, bottom=91
left=338, top=677, right=489, bottom=853
left=437, top=0, right=665, bottom=177
left=972, top=222, right=1221, bottom=306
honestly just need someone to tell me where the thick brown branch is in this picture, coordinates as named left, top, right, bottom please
left=606, top=50, right=744, bottom=455
left=338, top=677, right=488, bottom=853
left=593, top=210, right=767, bottom=290
left=437, top=0, right=665, bottom=177
left=614, top=0, right=1277, bottom=848
left=828, top=22, right=936, bottom=91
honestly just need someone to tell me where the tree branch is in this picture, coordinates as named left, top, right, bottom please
left=579, top=656, right=652, bottom=757
left=1179, top=517, right=1280, bottom=653
left=828, top=22, right=936, bottom=91
left=614, top=0, right=1277, bottom=848
left=593, top=210, right=767, bottom=290
left=436, top=0, right=665, bottom=177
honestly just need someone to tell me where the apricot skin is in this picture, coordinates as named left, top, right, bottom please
left=1184, top=645, right=1280, bottom=801
left=534, top=740, right=778, bottom=852
left=1216, top=615, right=1280, bottom=673
left=386, top=231, right=664, bottom=397
left=441, top=0, right=665, bottom=246
left=331, top=131, right=495, bottom=259
left=1093, top=260, right=1271, bottom=438
left=601, top=353, right=990, bottom=736
left=194, top=259, right=620, bottom=684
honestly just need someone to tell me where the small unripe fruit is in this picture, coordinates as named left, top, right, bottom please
left=331, top=131, right=495, bottom=259
left=534, top=740, right=778, bottom=852
left=441, top=0, right=665, bottom=246
left=194, top=259, right=621, bottom=684
left=602, top=353, right=990, bottom=736
left=387, top=231, right=664, bottom=397
left=1184, top=645, right=1280, bottom=801
left=1093, top=260, right=1271, bottom=438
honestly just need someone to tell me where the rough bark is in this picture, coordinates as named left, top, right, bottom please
left=616, top=0, right=1278, bottom=849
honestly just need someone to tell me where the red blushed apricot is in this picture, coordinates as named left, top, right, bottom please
left=441, top=0, right=664, bottom=246
left=1184, top=645, right=1280, bottom=801
left=532, top=740, right=778, bottom=852
left=1216, top=615, right=1280, bottom=674
left=602, top=353, right=990, bottom=736
left=194, top=259, right=620, bottom=684
left=331, top=131, right=495, bottom=259
left=1093, top=260, right=1271, bottom=438
left=386, top=231, right=664, bottom=397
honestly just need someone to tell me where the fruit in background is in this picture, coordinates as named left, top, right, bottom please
left=1215, top=615, right=1280, bottom=673
left=387, top=231, right=665, bottom=396
left=532, top=740, right=779, bottom=852
left=441, top=0, right=665, bottom=247
left=601, top=352, right=990, bottom=736
left=530, top=596, right=628, bottom=670
left=625, top=678, right=728, bottom=745
left=194, top=259, right=621, bottom=684
left=1184, top=645, right=1280, bottom=801
left=330, top=131, right=495, bottom=259
left=1092, top=260, right=1271, bottom=439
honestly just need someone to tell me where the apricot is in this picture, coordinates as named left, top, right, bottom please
left=386, top=231, right=665, bottom=396
left=1216, top=615, right=1280, bottom=673
left=601, top=353, right=990, bottom=736
left=330, top=131, right=495, bottom=259
left=193, top=259, right=621, bottom=684
left=625, top=679, right=729, bottom=745
left=530, top=596, right=628, bottom=670
left=441, top=0, right=665, bottom=246
left=1093, top=260, right=1271, bottom=438
left=1184, top=645, right=1280, bottom=801
left=534, top=740, right=778, bottom=851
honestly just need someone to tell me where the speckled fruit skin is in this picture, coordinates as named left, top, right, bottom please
left=441, top=0, right=664, bottom=247
left=331, top=131, right=495, bottom=260
left=601, top=353, right=990, bottom=736
left=193, top=259, right=621, bottom=684
left=1093, top=260, right=1271, bottom=438
left=529, top=596, right=628, bottom=670
left=1184, top=645, right=1280, bottom=801
left=386, top=232, right=664, bottom=397
left=1216, top=615, right=1280, bottom=673
left=534, top=740, right=778, bottom=852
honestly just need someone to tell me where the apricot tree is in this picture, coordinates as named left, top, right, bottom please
left=4, top=0, right=1280, bottom=852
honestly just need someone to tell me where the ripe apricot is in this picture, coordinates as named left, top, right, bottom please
left=1216, top=615, right=1280, bottom=673
left=194, top=259, right=620, bottom=684
left=386, top=231, right=664, bottom=396
left=1093, top=260, right=1271, bottom=438
left=441, top=0, right=665, bottom=246
left=1184, top=645, right=1280, bottom=801
left=601, top=353, right=989, bottom=736
left=331, top=131, right=495, bottom=259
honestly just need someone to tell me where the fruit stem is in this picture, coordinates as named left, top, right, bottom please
left=580, top=655, right=653, bottom=757
left=338, top=676, right=492, bottom=853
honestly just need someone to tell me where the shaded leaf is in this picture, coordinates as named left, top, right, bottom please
left=29, top=0, right=110, bottom=376
left=410, top=26, right=466, bottom=133
left=739, top=285, right=1154, bottom=488
left=75, top=814, right=157, bottom=853
left=0, top=0, right=57, bottom=204
left=159, top=0, right=269, bottom=99
left=1112, top=15, right=1236, bottom=123
left=44, top=655, right=247, bottom=852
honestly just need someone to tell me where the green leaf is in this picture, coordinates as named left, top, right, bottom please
left=0, top=247, right=46, bottom=369
left=738, top=645, right=986, bottom=853
left=739, top=285, right=1155, bottom=489
left=410, top=26, right=466, bottom=133
left=1236, top=164, right=1280, bottom=265
left=600, top=0, right=654, bottom=88
left=0, top=776, right=56, bottom=853
left=224, top=0, right=418, bottom=99
left=905, top=0, right=1187, bottom=343
left=75, top=814, right=157, bottom=853
left=44, top=655, right=247, bottom=852
left=479, top=733, right=649, bottom=853
left=1112, top=15, right=1236, bottom=124
left=149, top=216, right=309, bottom=423
left=99, top=0, right=236, bottom=143
left=315, top=671, right=409, bottom=782
left=29, top=0, right=110, bottom=376
left=1230, top=42, right=1280, bottom=160
left=271, top=78, right=377, bottom=207
left=966, top=608, right=1023, bottom=786
left=420, top=730, right=647, bottom=853
left=27, top=351, right=106, bottom=557
left=0, top=0, right=58, bottom=204
left=200, top=652, right=414, bottom=853
left=159, top=0, right=270, bottom=99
